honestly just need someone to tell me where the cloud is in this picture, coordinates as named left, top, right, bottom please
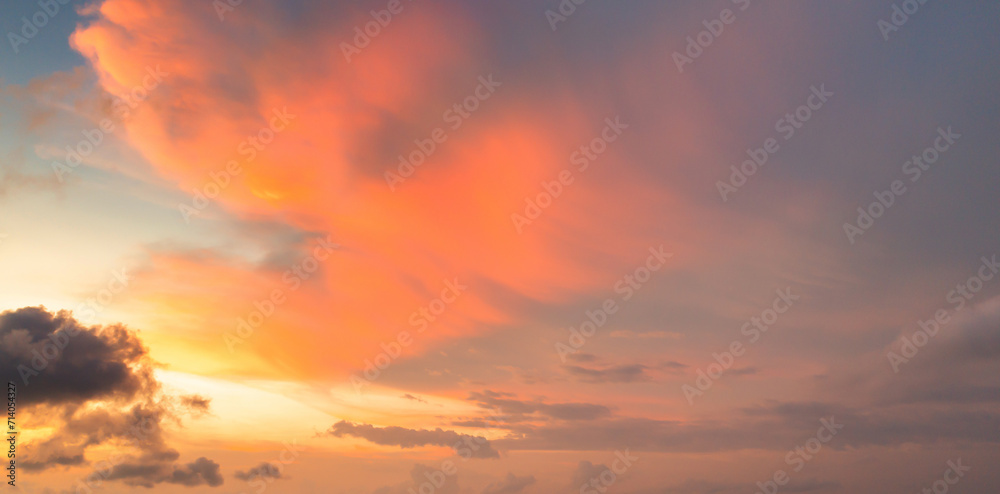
left=20, top=402, right=173, bottom=472
left=0, top=307, right=221, bottom=488
left=325, top=421, right=499, bottom=459
left=649, top=477, right=840, bottom=494
left=658, top=360, right=688, bottom=371
left=0, top=306, right=153, bottom=404
left=563, top=364, right=651, bottom=383
left=234, top=462, right=284, bottom=481
left=180, top=394, right=211, bottom=415
left=566, top=353, right=599, bottom=363
left=569, top=461, right=610, bottom=488
left=0, top=65, right=97, bottom=134
left=106, top=457, right=223, bottom=488
left=467, top=390, right=612, bottom=421
left=922, top=295, right=1000, bottom=366
left=817, top=295, right=1000, bottom=408
left=481, top=472, right=535, bottom=494
left=487, top=400, right=1000, bottom=453
left=65, top=0, right=675, bottom=382
left=0, top=166, right=66, bottom=198
left=609, top=330, right=683, bottom=340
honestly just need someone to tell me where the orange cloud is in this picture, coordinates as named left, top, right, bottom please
left=70, top=0, right=684, bottom=380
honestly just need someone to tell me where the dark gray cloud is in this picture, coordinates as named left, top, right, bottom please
left=234, top=462, right=284, bottom=481
left=106, top=457, right=223, bottom=488
left=326, top=421, right=499, bottom=459
left=0, top=306, right=153, bottom=404
left=0, top=307, right=221, bottom=489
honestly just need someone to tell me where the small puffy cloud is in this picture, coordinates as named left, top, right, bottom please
left=234, top=462, right=284, bottom=481
left=180, top=394, right=212, bottom=417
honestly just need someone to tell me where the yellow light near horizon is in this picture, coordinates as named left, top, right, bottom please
left=152, top=370, right=503, bottom=457
left=154, top=370, right=335, bottom=451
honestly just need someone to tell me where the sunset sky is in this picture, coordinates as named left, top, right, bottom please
left=1, top=0, right=999, bottom=493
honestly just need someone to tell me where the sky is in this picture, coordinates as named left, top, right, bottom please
left=1, top=0, right=999, bottom=493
